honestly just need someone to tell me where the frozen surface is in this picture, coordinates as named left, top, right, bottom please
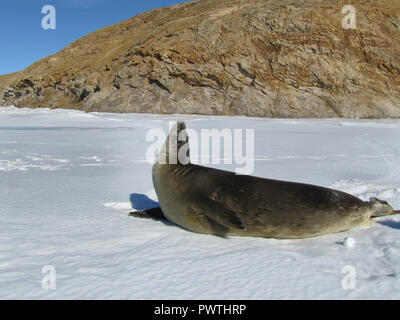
left=0, top=106, right=400, bottom=299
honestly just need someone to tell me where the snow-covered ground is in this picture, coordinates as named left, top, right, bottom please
left=1, top=106, right=400, bottom=299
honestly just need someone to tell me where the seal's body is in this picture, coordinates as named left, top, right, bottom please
left=134, top=122, right=399, bottom=239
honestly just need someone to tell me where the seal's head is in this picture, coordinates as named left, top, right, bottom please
left=156, top=121, right=190, bottom=166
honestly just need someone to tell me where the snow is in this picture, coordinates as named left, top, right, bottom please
left=1, top=106, right=400, bottom=299
left=342, top=237, right=357, bottom=248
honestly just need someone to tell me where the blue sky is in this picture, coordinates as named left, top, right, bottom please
left=0, top=0, right=188, bottom=75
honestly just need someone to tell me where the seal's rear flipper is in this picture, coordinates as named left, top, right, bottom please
left=370, top=197, right=399, bottom=218
left=129, top=207, right=166, bottom=220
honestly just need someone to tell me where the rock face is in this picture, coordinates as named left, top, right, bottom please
left=1, top=0, right=400, bottom=118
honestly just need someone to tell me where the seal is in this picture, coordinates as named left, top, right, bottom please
left=130, top=122, right=399, bottom=239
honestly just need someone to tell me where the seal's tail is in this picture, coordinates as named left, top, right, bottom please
left=370, top=197, right=400, bottom=218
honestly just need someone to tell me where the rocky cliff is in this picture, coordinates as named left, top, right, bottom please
left=1, top=0, right=400, bottom=118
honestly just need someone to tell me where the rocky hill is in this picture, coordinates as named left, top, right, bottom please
left=1, top=0, right=400, bottom=118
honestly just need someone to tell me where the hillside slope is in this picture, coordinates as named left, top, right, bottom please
left=1, top=0, right=400, bottom=118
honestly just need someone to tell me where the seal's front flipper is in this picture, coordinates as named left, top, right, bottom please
left=129, top=207, right=166, bottom=220
left=193, top=201, right=246, bottom=231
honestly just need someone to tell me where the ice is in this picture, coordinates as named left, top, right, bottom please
left=103, top=202, right=133, bottom=213
left=1, top=106, right=400, bottom=299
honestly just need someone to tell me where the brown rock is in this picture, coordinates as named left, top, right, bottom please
left=1, top=0, right=400, bottom=118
